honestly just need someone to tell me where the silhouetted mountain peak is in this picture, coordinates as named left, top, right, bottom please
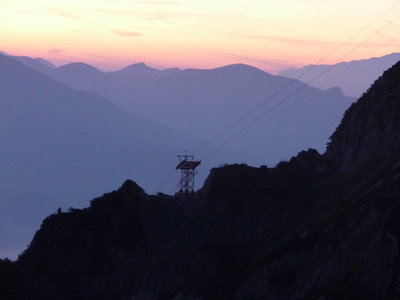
left=158, top=63, right=275, bottom=86
left=325, top=86, right=344, bottom=95
left=207, top=63, right=271, bottom=77
left=89, top=180, right=146, bottom=211
left=118, top=179, right=146, bottom=197
left=123, top=62, right=149, bottom=69
left=59, top=62, right=103, bottom=75
left=114, top=62, right=157, bottom=74
left=216, top=63, right=266, bottom=72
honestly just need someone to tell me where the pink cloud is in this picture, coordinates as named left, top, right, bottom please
left=112, top=30, right=143, bottom=37
left=48, top=47, right=63, bottom=55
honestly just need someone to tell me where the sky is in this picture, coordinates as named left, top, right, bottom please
left=1, top=0, right=399, bottom=73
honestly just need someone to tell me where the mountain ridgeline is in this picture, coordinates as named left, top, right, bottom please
left=1, top=62, right=400, bottom=299
left=10, top=53, right=355, bottom=163
left=279, top=52, right=400, bottom=97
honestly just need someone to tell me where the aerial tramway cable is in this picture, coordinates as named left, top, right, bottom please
left=199, top=19, right=397, bottom=162
left=192, top=2, right=400, bottom=156
left=155, top=2, right=400, bottom=192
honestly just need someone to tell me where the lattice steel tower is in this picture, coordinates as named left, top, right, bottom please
left=176, top=154, right=201, bottom=194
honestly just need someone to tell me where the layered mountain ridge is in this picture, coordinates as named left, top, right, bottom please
left=1, top=61, right=400, bottom=299
left=10, top=53, right=355, bottom=163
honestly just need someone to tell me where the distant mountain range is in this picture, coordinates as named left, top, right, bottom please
left=8, top=54, right=355, bottom=164
left=127, top=64, right=354, bottom=161
left=7, top=51, right=399, bottom=100
left=279, top=53, right=400, bottom=97
left=0, top=54, right=252, bottom=259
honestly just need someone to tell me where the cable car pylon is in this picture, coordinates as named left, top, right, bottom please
left=176, top=153, right=201, bottom=195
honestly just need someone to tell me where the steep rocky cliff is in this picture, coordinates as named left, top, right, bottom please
left=1, top=62, right=400, bottom=299
left=325, top=62, right=400, bottom=172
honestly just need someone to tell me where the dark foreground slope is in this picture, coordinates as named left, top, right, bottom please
left=2, top=62, right=400, bottom=299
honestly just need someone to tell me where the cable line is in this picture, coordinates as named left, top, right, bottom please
left=155, top=167, right=177, bottom=193
left=199, top=19, right=397, bottom=162
left=155, top=2, right=400, bottom=193
left=192, top=1, right=400, bottom=156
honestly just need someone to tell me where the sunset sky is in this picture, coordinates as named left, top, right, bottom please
left=1, top=0, right=399, bottom=73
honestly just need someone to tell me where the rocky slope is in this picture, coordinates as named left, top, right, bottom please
left=1, top=62, right=400, bottom=299
left=325, top=61, right=400, bottom=172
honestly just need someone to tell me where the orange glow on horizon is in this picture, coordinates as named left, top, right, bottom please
left=1, top=0, right=399, bottom=73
